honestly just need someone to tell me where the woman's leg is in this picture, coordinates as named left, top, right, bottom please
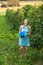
left=24, top=46, right=28, bottom=57
left=19, top=46, right=23, bottom=58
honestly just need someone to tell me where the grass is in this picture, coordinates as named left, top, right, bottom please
left=0, top=12, right=5, bottom=16
left=0, top=13, right=43, bottom=65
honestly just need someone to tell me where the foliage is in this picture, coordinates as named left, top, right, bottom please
left=0, top=4, right=43, bottom=65
left=6, top=5, right=43, bottom=49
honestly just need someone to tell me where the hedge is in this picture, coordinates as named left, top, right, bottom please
left=6, top=5, right=43, bottom=49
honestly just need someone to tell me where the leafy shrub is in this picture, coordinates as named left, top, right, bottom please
left=6, top=5, right=43, bottom=49
left=6, top=9, right=24, bottom=31
left=1, top=4, right=43, bottom=65
left=28, top=48, right=39, bottom=62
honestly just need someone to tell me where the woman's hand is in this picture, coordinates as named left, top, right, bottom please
left=27, top=33, right=30, bottom=36
left=27, top=26, right=31, bottom=36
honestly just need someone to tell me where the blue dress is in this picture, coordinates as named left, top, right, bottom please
left=19, top=25, right=30, bottom=46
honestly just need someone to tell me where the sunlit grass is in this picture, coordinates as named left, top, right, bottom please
left=0, top=12, right=6, bottom=16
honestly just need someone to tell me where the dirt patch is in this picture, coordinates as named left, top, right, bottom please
left=0, top=1, right=43, bottom=12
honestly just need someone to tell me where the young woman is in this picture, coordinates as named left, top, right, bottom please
left=19, top=19, right=31, bottom=58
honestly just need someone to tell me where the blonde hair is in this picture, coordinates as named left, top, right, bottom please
left=24, top=19, right=28, bottom=22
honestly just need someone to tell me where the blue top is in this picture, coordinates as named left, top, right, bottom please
left=19, top=25, right=30, bottom=46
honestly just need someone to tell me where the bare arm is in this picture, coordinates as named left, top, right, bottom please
left=19, top=25, right=22, bottom=32
left=27, top=26, right=31, bottom=36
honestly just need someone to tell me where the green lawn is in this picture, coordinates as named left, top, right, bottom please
left=0, top=13, right=43, bottom=65
left=0, top=12, right=5, bottom=16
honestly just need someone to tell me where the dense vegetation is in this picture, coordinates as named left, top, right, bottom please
left=0, top=5, right=43, bottom=65
left=6, top=5, right=43, bottom=49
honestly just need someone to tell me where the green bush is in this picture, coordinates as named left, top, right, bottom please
left=6, top=9, right=24, bottom=31
left=6, top=5, right=43, bottom=49
left=28, top=48, right=39, bottom=62
left=0, top=15, right=19, bottom=65
left=1, top=5, right=43, bottom=65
